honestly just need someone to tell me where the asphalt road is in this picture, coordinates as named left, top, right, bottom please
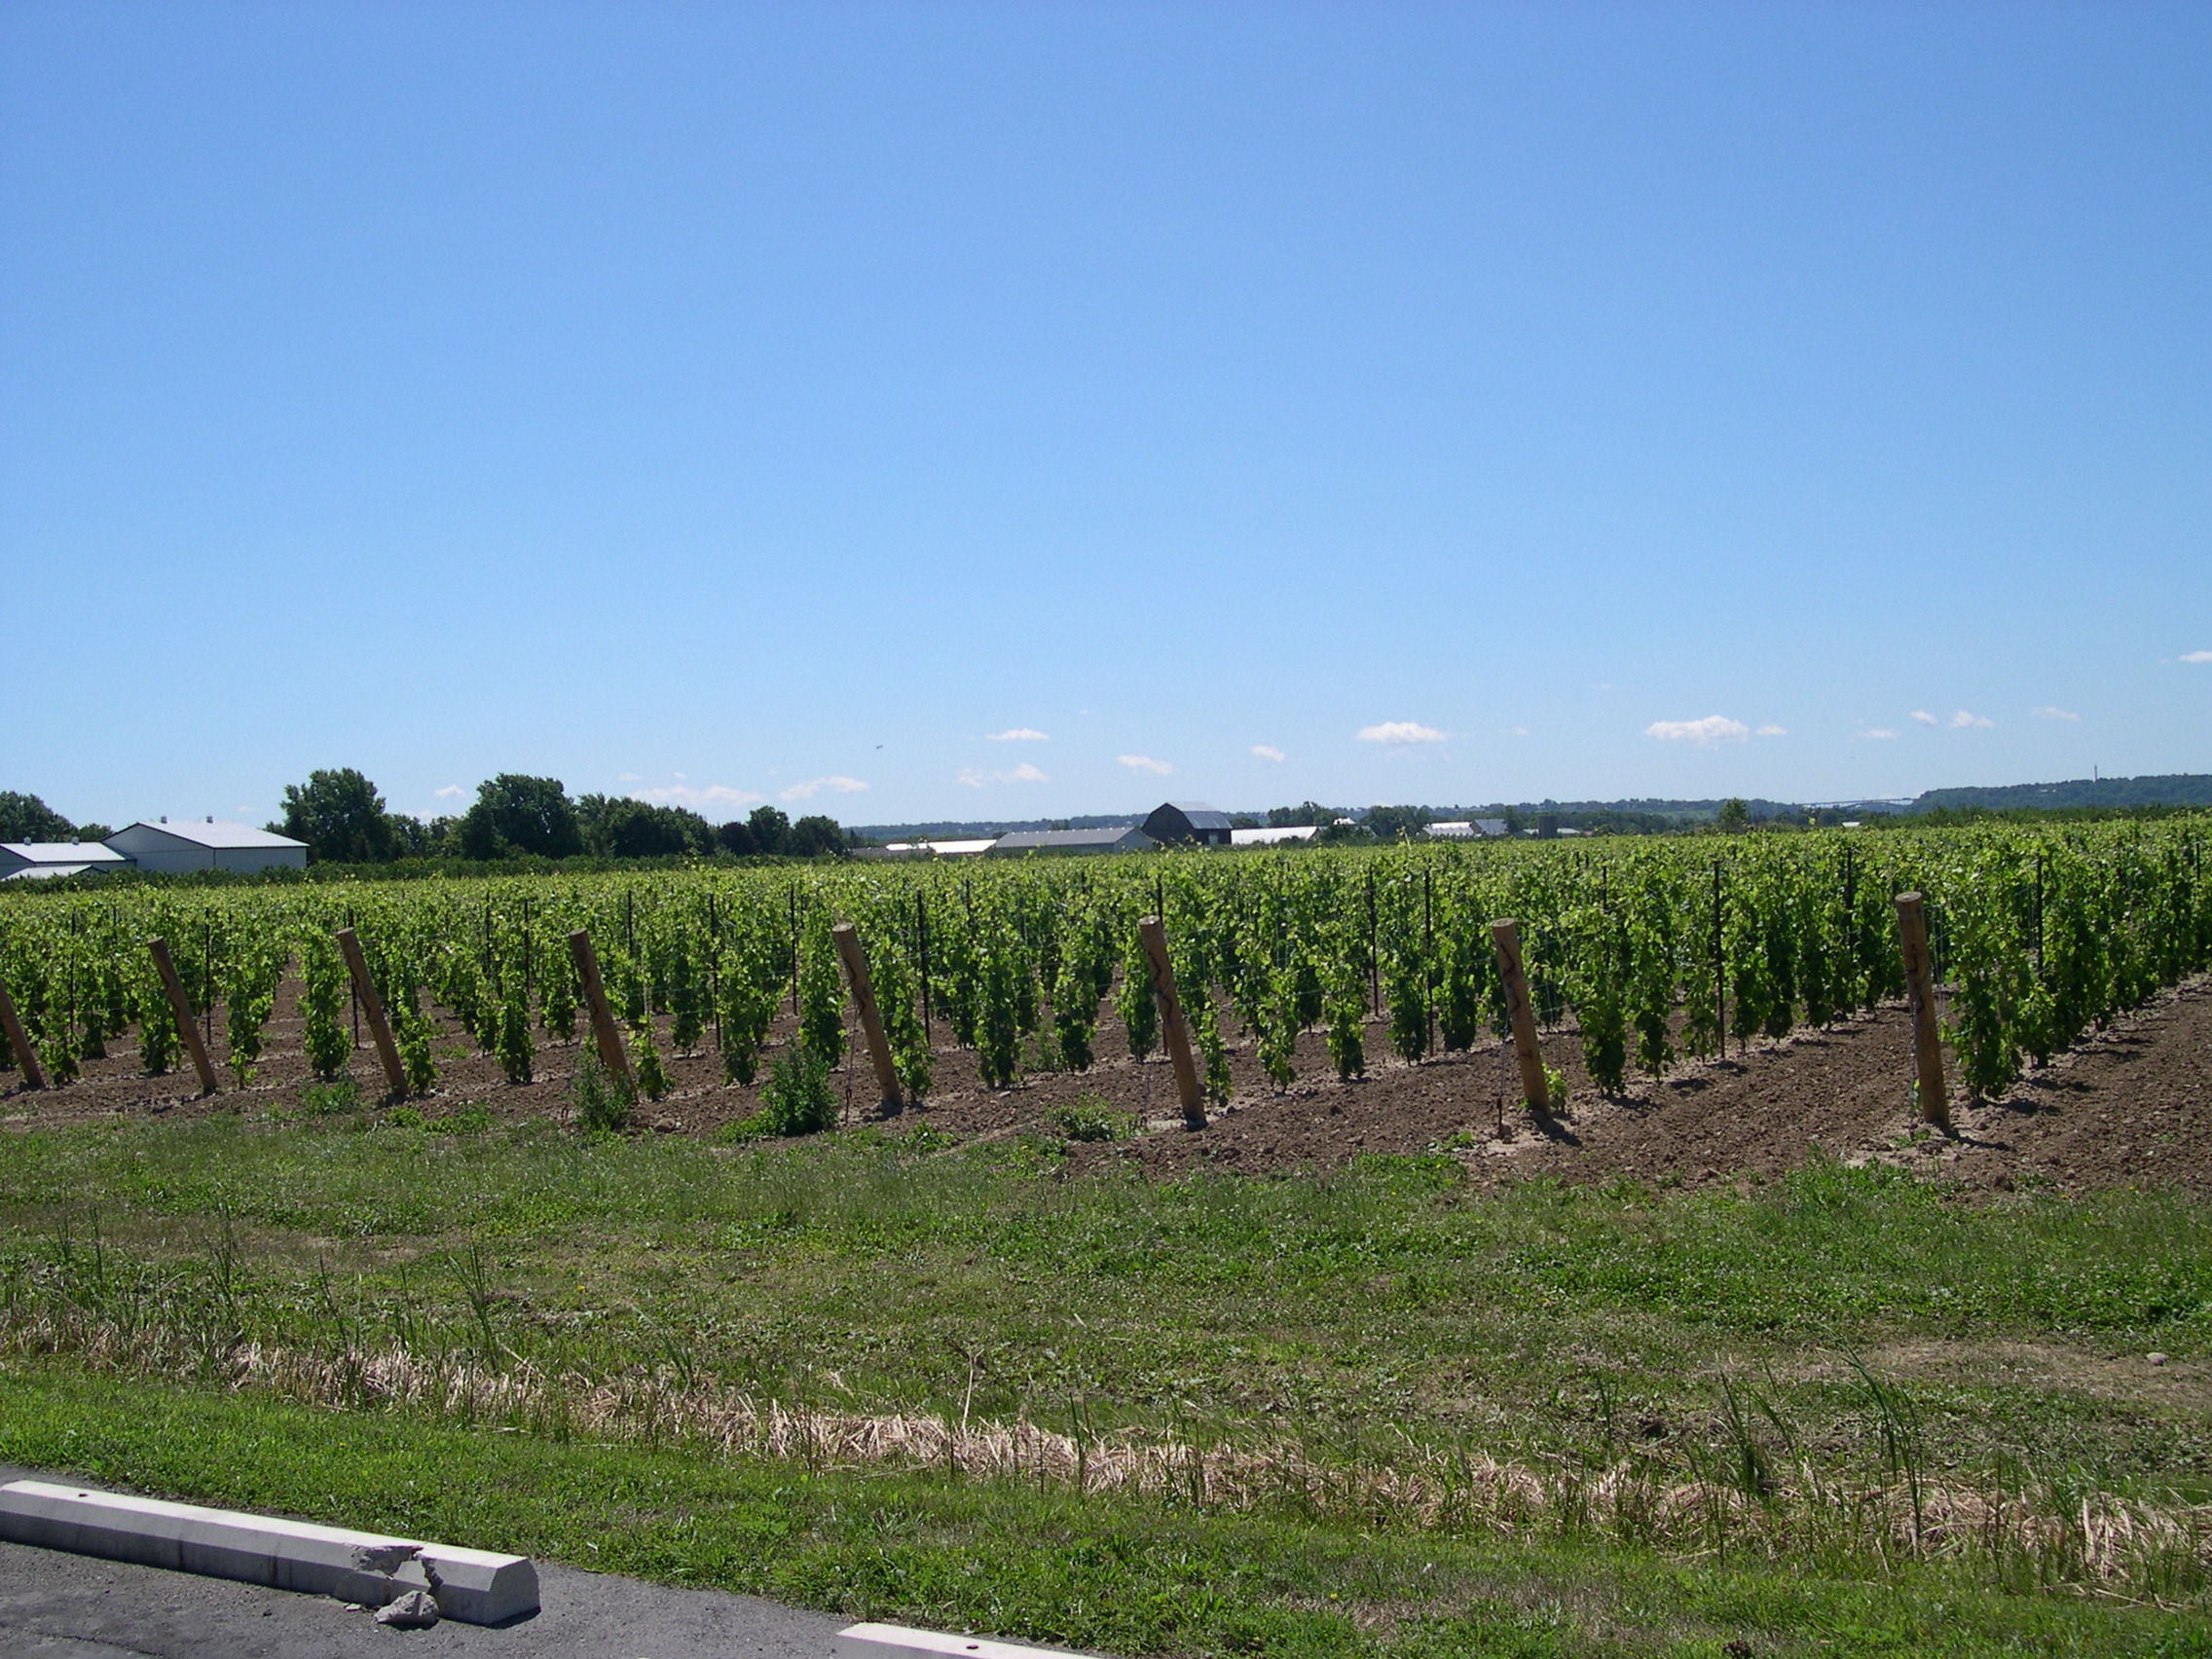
left=0, top=1466, right=852, bottom=1659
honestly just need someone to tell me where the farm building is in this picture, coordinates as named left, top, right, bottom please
left=989, top=827, right=1156, bottom=857
left=105, top=818, right=308, bottom=875
left=1141, top=801, right=1233, bottom=846
left=0, top=841, right=132, bottom=880
left=1425, top=819, right=1509, bottom=840
left=856, top=837, right=997, bottom=861
left=1230, top=824, right=1318, bottom=847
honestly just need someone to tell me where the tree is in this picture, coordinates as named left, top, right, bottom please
left=459, top=775, right=582, bottom=860
left=272, top=768, right=399, bottom=864
left=1716, top=797, right=1751, bottom=834
left=716, top=819, right=757, bottom=856
left=0, top=792, right=76, bottom=842
left=577, top=795, right=711, bottom=858
left=1362, top=804, right=1432, bottom=842
left=1268, top=801, right=1337, bottom=828
left=747, top=804, right=791, bottom=856
left=787, top=814, right=846, bottom=859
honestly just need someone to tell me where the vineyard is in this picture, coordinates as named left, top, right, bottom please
left=3, top=818, right=2207, bottom=1173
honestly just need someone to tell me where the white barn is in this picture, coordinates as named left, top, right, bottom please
left=0, top=841, right=133, bottom=881
left=105, top=819, right=308, bottom=875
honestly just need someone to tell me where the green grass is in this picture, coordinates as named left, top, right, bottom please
left=4, top=1109, right=2212, bottom=1652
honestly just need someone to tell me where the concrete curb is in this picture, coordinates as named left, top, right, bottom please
left=0, top=1479, right=538, bottom=1625
left=839, top=1621, right=1094, bottom=1659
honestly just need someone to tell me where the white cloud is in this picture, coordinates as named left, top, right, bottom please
left=1644, top=715, right=1750, bottom=745
left=780, top=776, right=868, bottom=801
left=2031, top=706, right=2081, bottom=722
left=1119, top=754, right=1174, bottom=776
left=1860, top=728, right=1899, bottom=740
left=1356, top=720, right=1447, bottom=745
left=1911, top=711, right=1938, bottom=726
left=960, top=762, right=1049, bottom=787
left=616, top=772, right=642, bottom=782
left=633, top=784, right=763, bottom=809
left=987, top=727, right=1049, bottom=742
left=1755, top=724, right=1787, bottom=738
left=1950, top=710, right=1994, bottom=728
left=1251, top=745, right=1286, bottom=762
left=2182, top=650, right=2212, bottom=664
left=434, top=785, right=465, bottom=799
left=1510, top=726, right=1530, bottom=737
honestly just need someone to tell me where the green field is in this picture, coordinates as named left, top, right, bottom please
left=5, top=1110, right=2211, bottom=1655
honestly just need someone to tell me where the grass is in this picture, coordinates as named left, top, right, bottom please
left=4, top=1109, right=2212, bottom=1652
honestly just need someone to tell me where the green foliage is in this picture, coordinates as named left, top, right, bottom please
left=498, top=985, right=534, bottom=1085
left=136, top=966, right=175, bottom=1077
left=796, top=916, right=846, bottom=1066
left=1047, top=1095, right=1135, bottom=1141
left=1257, top=970, right=1297, bottom=1090
left=1051, top=954, right=1096, bottom=1073
left=667, top=933, right=705, bottom=1053
left=222, top=941, right=279, bottom=1088
left=1115, top=926, right=1157, bottom=1061
left=757, top=1040, right=838, bottom=1135
left=569, top=1052, right=632, bottom=1134
left=273, top=768, right=402, bottom=864
left=1325, top=969, right=1365, bottom=1081
left=539, top=945, right=576, bottom=1044
left=1192, top=992, right=1232, bottom=1106
left=976, top=930, right=1021, bottom=1089
left=458, top=775, right=583, bottom=861
left=1385, top=957, right=1427, bottom=1065
left=396, top=995, right=437, bottom=1097
left=631, top=1024, right=670, bottom=1102
left=718, top=946, right=778, bottom=1087
left=299, top=933, right=350, bottom=1081
left=0, top=791, right=75, bottom=842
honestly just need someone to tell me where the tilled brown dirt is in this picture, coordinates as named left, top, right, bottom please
left=4, top=972, right=2208, bottom=1197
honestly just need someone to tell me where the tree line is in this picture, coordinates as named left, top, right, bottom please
left=271, top=769, right=852, bottom=866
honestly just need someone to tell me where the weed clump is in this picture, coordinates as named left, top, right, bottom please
left=756, top=1042, right=838, bottom=1136
left=1047, top=1095, right=1135, bottom=1143
left=570, top=1052, right=634, bottom=1134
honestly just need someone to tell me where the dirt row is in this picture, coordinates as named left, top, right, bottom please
left=4, top=969, right=2208, bottom=1197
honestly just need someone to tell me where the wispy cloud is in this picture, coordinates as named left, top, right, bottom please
left=1645, top=716, right=1749, bottom=745
left=1119, top=754, right=1174, bottom=776
left=1950, top=710, right=1994, bottom=728
left=1860, top=728, right=1899, bottom=741
left=1910, top=711, right=1938, bottom=726
left=1356, top=721, right=1446, bottom=745
left=780, top=776, right=868, bottom=801
left=2183, top=650, right=2212, bottom=664
left=958, top=763, right=1049, bottom=788
left=434, top=785, right=465, bottom=799
left=616, top=772, right=642, bottom=782
left=986, top=727, right=1049, bottom=742
left=2031, top=706, right=2081, bottom=722
left=1755, top=724, right=1787, bottom=738
left=1251, top=745, right=1286, bottom=762
left=633, top=784, right=763, bottom=809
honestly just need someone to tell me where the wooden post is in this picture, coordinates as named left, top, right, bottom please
left=1893, top=893, right=1949, bottom=1129
left=567, top=930, right=634, bottom=1087
left=1489, top=919, right=1549, bottom=1113
left=0, top=976, right=45, bottom=1090
left=147, top=937, right=218, bottom=1095
left=336, top=928, right=408, bottom=1100
left=1137, top=915, right=1206, bottom=1128
left=832, top=922, right=903, bottom=1111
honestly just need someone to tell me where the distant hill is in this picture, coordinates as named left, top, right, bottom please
left=1910, top=774, right=2212, bottom=813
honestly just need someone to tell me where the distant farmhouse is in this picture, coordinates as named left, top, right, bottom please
left=0, top=841, right=132, bottom=881
left=1141, top=802, right=1233, bottom=847
left=105, top=819, right=308, bottom=875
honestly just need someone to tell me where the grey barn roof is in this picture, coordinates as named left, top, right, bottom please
left=114, top=820, right=306, bottom=851
left=990, top=827, right=1155, bottom=854
left=1162, top=802, right=1232, bottom=830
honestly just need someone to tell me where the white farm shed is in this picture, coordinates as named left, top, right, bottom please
left=106, top=819, right=308, bottom=874
left=1230, top=825, right=1318, bottom=847
left=0, top=841, right=133, bottom=880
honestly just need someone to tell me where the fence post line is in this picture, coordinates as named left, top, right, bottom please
left=1893, top=893, right=1950, bottom=1129
left=1137, top=915, right=1207, bottom=1128
left=831, top=922, right=903, bottom=1112
left=336, top=928, right=408, bottom=1100
left=147, top=937, right=218, bottom=1096
left=1489, top=918, right=1549, bottom=1113
left=567, top=930, right=635, bottom=1087
left=0, top=976, right=45, bottom=1090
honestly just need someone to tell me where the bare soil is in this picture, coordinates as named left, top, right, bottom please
left=5, top=971, right=2208, bottom=1198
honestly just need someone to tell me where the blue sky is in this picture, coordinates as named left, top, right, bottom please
left=4, top=2, right=2207, bottom=829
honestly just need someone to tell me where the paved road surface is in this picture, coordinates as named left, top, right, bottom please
left=0, top=1465, right=852, bottom=1659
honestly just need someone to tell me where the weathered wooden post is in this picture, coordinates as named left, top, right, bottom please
left=336, top=928, right=408, bottom=1100
left=1893, top=893, right=1950, bottom=1129
left=567, top=930, right=635, bottom=1087
left=1137, top=915, right=1206, bottom=1128
left=1489, top=919, right=1549, bottom=1113
left=147, top=937, right=218, bottom=1095
left=832, top=922, right=903, bottom=1112
left=0, top=976, right=45, bottom=1090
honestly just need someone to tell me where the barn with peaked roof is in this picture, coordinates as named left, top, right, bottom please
left=1141, top=801, right=1233, bottom=847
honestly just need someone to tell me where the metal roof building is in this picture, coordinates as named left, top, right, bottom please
left=1230, top=825, right=1319, bottom=847
left=0, top=841, right=132, bottom=880
left=988, top=827, right=1156, bottom=857
left=1141, top=801, right=1233, bottom=846
left=105, top=819, right=308, bottom=875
